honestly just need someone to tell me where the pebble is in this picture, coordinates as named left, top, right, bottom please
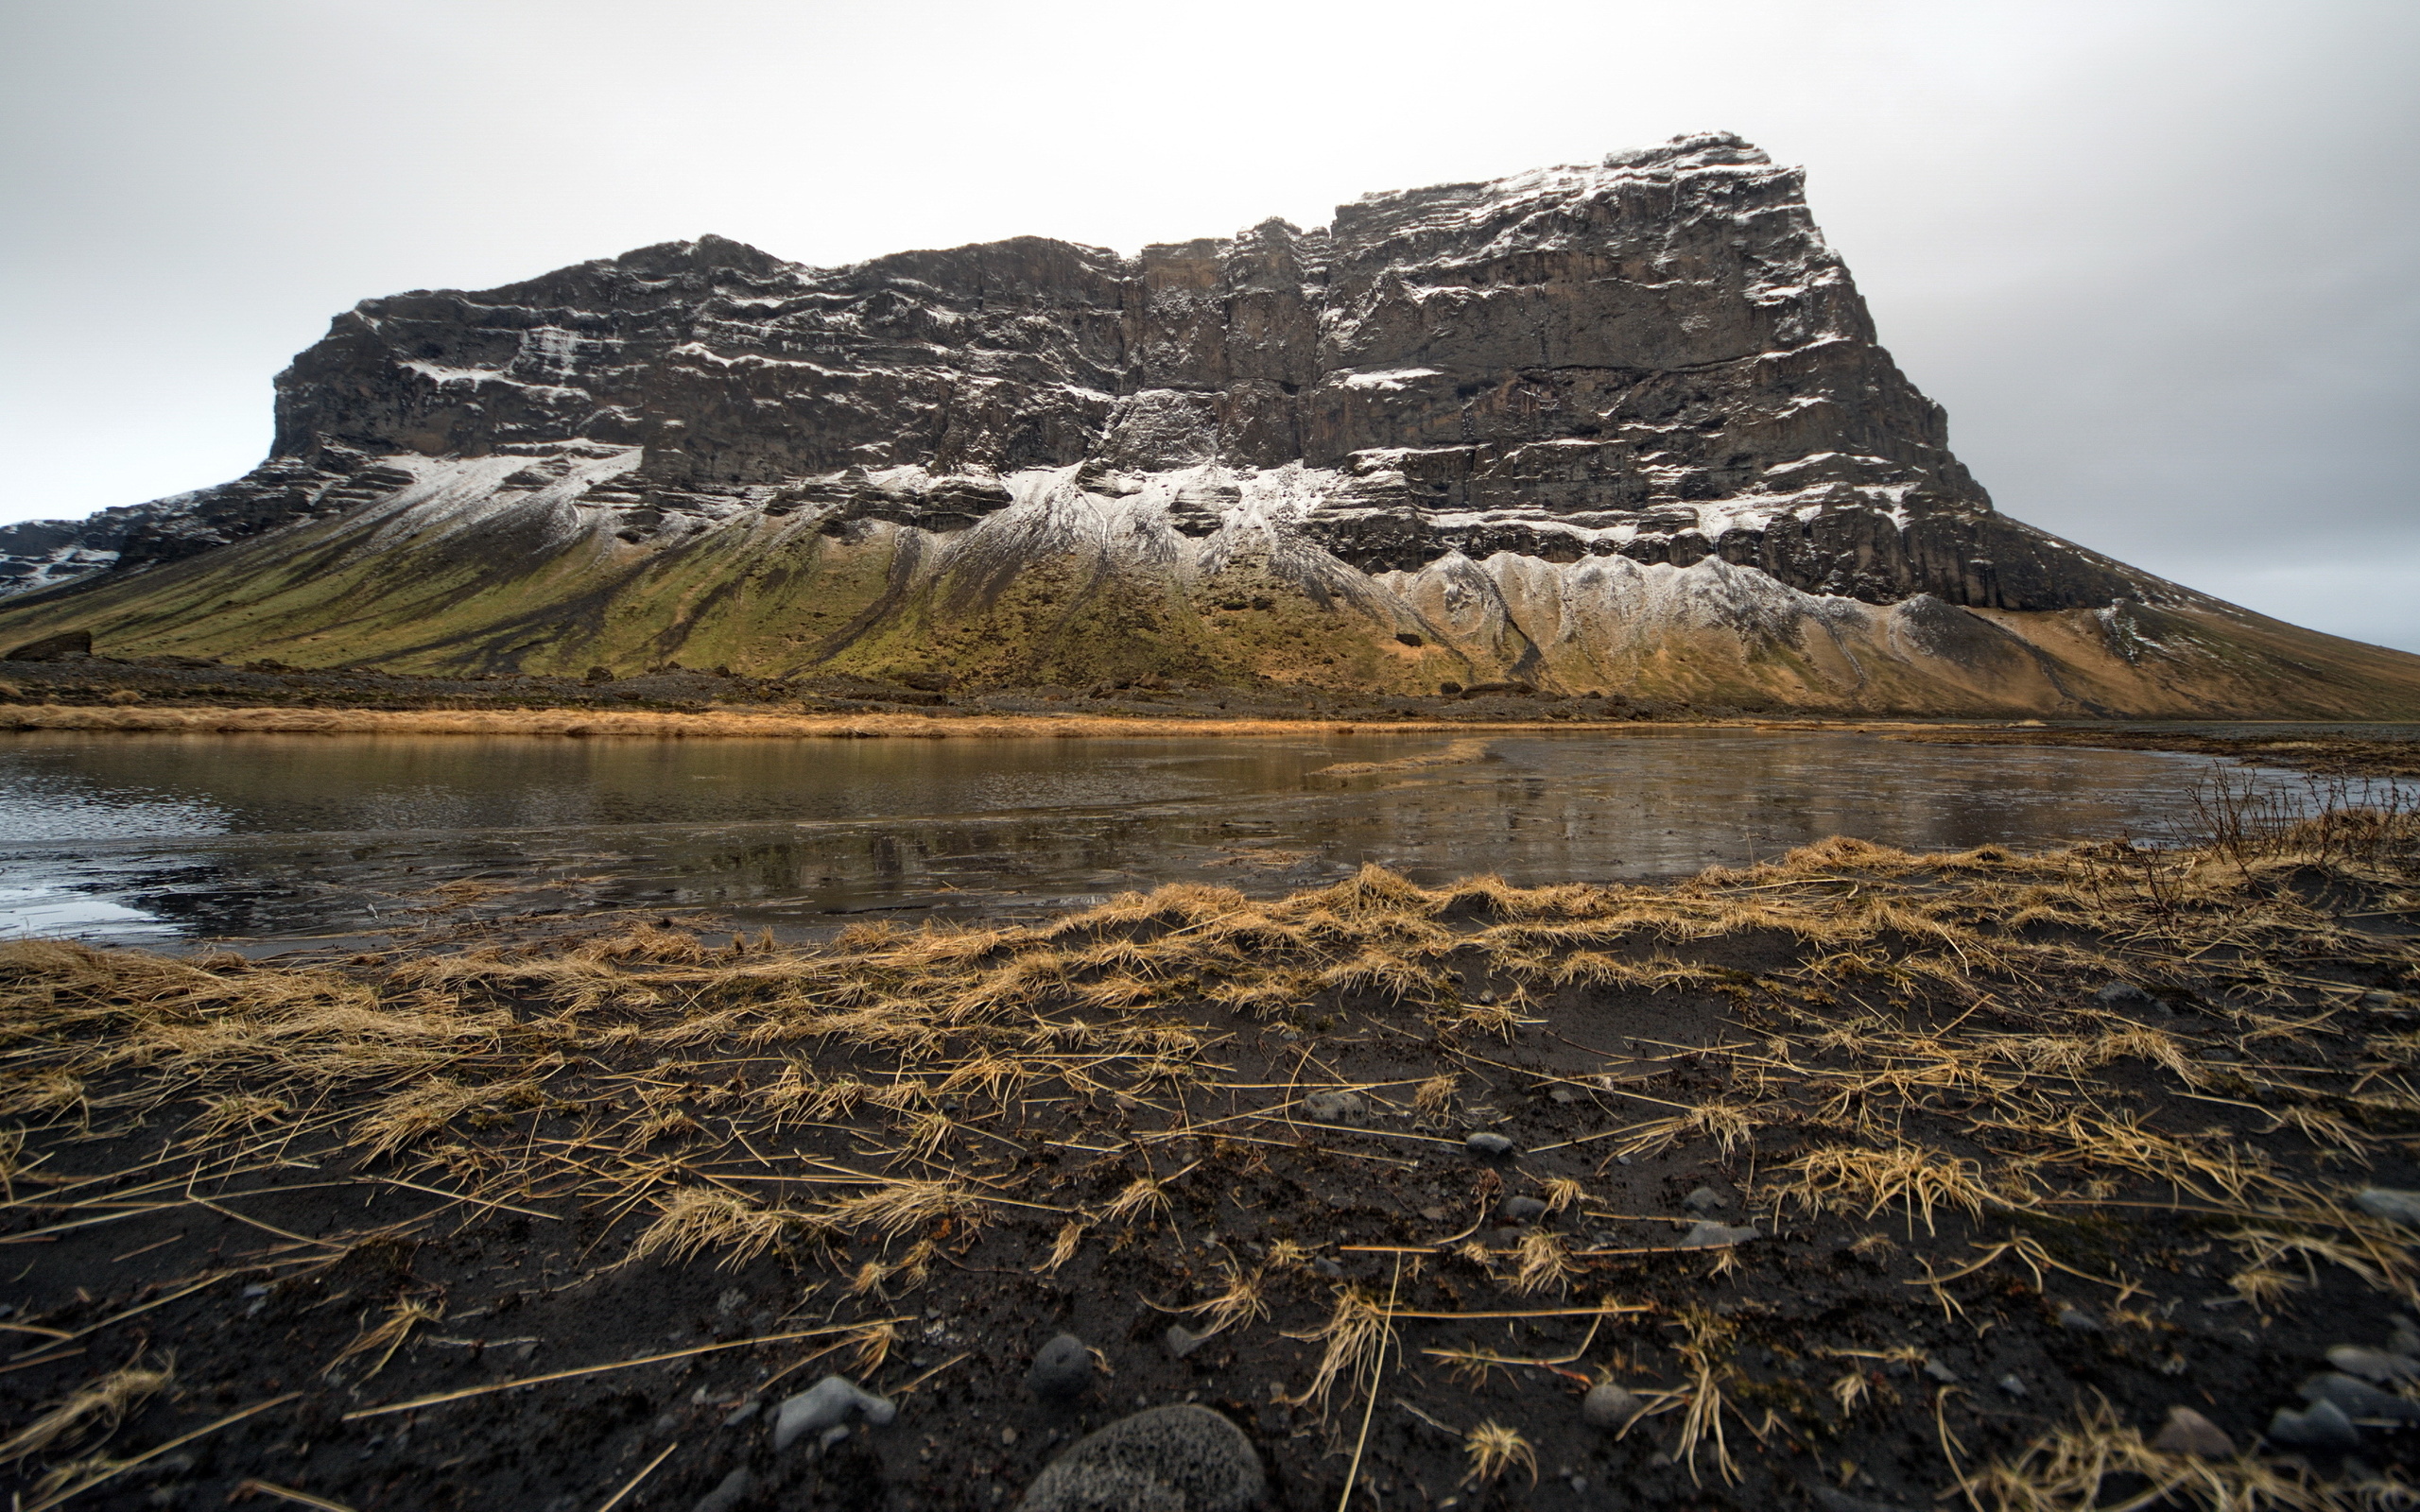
left=1164, top=1324, right=1207, bottom=1360
left=722, top=1399, right=760, bottom=1427
left=1463, top=1131, right=1515, bottom=1157
left=1549, top=1088, right=1577, bottom=1105
left=2151, top=1405, right=2234, bottom=1458
left=2325, top=1345, right=2420, bottom=1384
left=1016, top=1403, right=1264, bottom=1512
left=1996, top=1374, right=2026, bottom=1397
left=2352, top=1189, right=2420, bottom=1228
left=1500, top=1195, right=1548, bottom=1223
left=1923, top=1359, right=1960, bottom=1384
left=1302, top=1091, right=1365, bottom=1123
left=2301, top=1373, right=2420, bottom=1423
left=1676, top=1221, right=1759, bottom=1249
left=1027, top=1333, right=1095, bottom=1400
left=1581, top=1381, right=1643, bottom=1429
left=2268, top=1398, right=2362, bottom=1452
left=770, top=1376, right=895, bottom=1452
left=2094, top=981, right=2156, bottom=1009
left=690, top=1468, right=753, bottom=1512
left=2056, top=1306, right=2104, bottom=1332
left=1311, top=1257, right=1343, bottom=1279
left=1683, top=1186, right=1727, bottom=1213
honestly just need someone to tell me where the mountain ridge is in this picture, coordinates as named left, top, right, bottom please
left=6, top=131, right=2418, bottom=717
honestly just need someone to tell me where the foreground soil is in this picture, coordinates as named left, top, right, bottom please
left=4, top=812, right=2420, bottom=1510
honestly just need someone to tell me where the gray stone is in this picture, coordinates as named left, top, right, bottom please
left=1923, top=1359, right=1959, bottom=1384
left=1301, top=1091, right=1365, bottom=1123
left=1027, top=1333, right=1095, bottom=1400
left=722, top=1399, right=760, bottom=1427
left=1996, top=1374, right=2026, bottom=1397
left=2056, top=1306, right=2104, bottom=1332
left=1676, top=1221, right=1758, bottom=1249
left=2326, top=1346, right=2420, bottom=1383
left=2268, top=1398, right=2362, bottom=1452
left=2302, top=1373, right=2420, bottom=1423
left=2094, top=981, right=2156, bottom=1009
left=2352, top=1189, right=2420, bottom=1228
left=769, top=1375, right=894, bottom=1452
left=1015, top=1403, right=1264, bottom=1512
left=1164, top=1325, right=1207, bottom=1360
left=1500, top=1195, right=1548, bottom=1223
left=2152, top=1406, right=2234, bottom=1459
left=1683, top=1186, right=1727, bottom=1213
left=1463, top=1132, right=1514, bottom=1157
left=691, top=1468, right=753, bottom=1512
left=1581, top=1381, right=1642, bottom=1429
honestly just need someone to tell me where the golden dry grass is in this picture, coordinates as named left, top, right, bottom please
left=0, top=781, right=2415, bottom=1503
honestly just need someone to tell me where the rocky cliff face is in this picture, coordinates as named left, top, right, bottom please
left=6, top=133, right=2416, bottom=715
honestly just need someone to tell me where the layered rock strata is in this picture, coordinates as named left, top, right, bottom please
left=4, top=132, right=2416, bottom=715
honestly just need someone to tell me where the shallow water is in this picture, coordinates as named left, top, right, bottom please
left=0, top=726, right=2358, bottom=944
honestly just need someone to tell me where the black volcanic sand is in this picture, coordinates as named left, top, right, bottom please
left=4, top=822, right=2419, bottom=1511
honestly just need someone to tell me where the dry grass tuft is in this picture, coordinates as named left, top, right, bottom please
left=0, top=1360, right=172, bottom=1466
left=1461, top=1420, right=1538, bottom=1487
left=628, top=1188, right=809, bottom=1268
left=1962, top=1399, right=2407, bottom=1510
left=1778, top=1143, right=2014, bottom=1232
left=1283, top=1286, right=1391, bottom=1418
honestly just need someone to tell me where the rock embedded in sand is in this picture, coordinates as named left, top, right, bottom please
left=2267, top=1398, right=2362, bottom=1452
left=1028, top=1333, right=1096, bottom=1400
left=1500, top=1195, right=1548, bottom=1223
left=1581, top=1381, right=1642, bottom=1429
left=690, top=1468, right=754, bottom=1512
left=1683, top=1186, right=1727, bottom=1212
left=1164, top=1324, right=1207, bottom=1360
left=770, top=1375, right=895, bottom=1452
left=1677, top=1221, right=1758, bottom=1248
left=2151, top=1405, right=2233, bottom=1458
left=1301, top=1091, right=1365, bottom=1123
left=2300, top=1373, right=2420, bottom=1424
left=2325, top=1345, right=2420, bottom=1383
left=2352, top=1189, right=2420, bottom=1228
left=1015, top=1403, right=1264, bottom=1512
left=2094, top=981, right=2157, bottom=1009
left=1463, top=1131, right=1515, bottom=1157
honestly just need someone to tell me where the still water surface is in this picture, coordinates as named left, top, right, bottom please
left=0, top=727, right=2330, bottom=943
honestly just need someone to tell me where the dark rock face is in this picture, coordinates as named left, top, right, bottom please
left=2, top=132, right=2134, bottom=614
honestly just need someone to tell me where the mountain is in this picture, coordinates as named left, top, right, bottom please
left=6, top=131, right=2418, bottom=716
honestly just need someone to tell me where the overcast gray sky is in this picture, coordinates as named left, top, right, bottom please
left=4, top=0, right=2414, bottom=648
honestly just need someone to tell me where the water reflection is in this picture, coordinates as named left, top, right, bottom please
left=0, top=727, right=2368, bottom=943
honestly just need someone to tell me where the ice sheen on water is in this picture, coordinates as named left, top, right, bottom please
left=0, top=727, right=2380, bottom=945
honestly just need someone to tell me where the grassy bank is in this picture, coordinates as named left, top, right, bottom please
left=3, top=799, right=2418, bottom=1508
left=0, top=704, right=1609, bottom=740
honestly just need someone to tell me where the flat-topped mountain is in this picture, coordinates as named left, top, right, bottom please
left=6, top=132, right=2418, bottom=715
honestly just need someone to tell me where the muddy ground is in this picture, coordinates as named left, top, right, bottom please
left=4, top=817, right=2420, bottom=1511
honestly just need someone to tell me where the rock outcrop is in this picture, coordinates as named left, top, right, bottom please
left=5, top=132, right=2418, bottom=715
